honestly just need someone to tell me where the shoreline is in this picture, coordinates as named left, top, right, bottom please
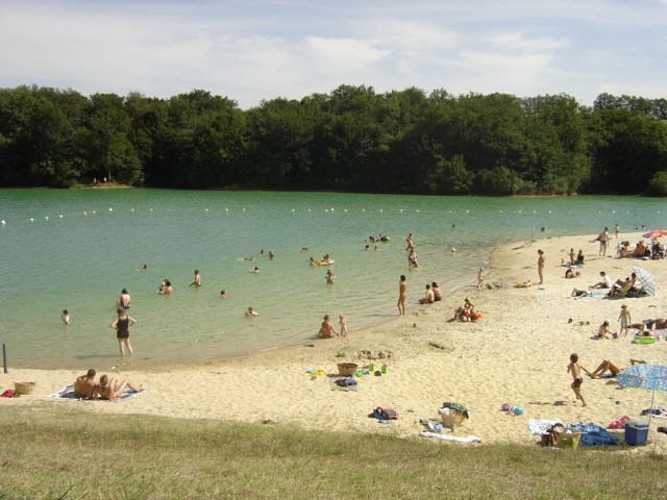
left=3, top=231, right=665, bottom=452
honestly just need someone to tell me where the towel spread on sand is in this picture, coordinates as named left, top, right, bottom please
left=48, top=384, right=145, bottom=402
left=419, top=431, right=482, bottom=443
left=528, top=419, right=563, bottom=435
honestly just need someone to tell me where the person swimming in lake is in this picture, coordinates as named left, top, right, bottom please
left=245, top=306, right=258, bottom=317
left=325, top=268, right=335, bottom=284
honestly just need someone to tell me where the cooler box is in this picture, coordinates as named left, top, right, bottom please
left=625, top=420, right=649, bottom=446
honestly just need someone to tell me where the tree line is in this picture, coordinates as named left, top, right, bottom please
left=1, top=84, right=666, bottom=195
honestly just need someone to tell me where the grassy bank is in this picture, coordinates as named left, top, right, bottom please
left=1, top=405, right=665, bottom=499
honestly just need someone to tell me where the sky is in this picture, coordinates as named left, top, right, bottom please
left=1, top=0, right=666, bottom=109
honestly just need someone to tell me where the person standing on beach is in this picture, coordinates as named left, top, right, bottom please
left=398, top=275, right=407, bottom=315
left=618, top=305, right=632, bottom=336
left=537, top=250, right=545, bottom=285
left=477, top=267, right=485, bottom=289
left=189, top=269, right=202, bottom=287
left=339, top=315, right=348, bottom=336
left=567, top=353, right=592, bottom=407
left=597, top=227, right=609, bottom=257
left=614, top=224, right=620, bottom=239
left=111, top=308, right=137, bottom=358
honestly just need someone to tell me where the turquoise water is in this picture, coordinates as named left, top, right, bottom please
left=0, top=189, right=664, bottom=369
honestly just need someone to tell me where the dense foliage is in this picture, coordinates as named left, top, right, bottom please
left=1, top=85, right=665, bottom=195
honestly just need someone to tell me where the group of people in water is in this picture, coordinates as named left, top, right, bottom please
left=74, top=368, right=143, bottom=400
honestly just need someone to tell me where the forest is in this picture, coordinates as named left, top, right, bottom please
left=0, top=84, right=666, bottom=195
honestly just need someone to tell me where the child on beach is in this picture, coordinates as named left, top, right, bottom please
left=596, top=320, right=613, bottom=339
left=618, top=305, right=631, bottom=336
left=567, top=353, right=592, bottom=407
left=339, top=315, right=348, bottom=336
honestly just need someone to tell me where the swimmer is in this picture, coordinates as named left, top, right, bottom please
left=245, top=306, right=258, bottom=317
left=61, top=309, right=70, bottom=325
left=326, top=269, right=335, bottom=284
left=251, top=266, right=260, bottom=273
left=220, top=289, right=228, bottom=299
left=189, top=269, right=201, bottom=287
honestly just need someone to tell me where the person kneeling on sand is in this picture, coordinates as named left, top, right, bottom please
left=99, top=374, right=143, bottom=400
left=74, top=368, right=100, bottom=399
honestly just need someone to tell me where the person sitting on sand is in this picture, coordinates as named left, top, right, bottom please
left=590, top=271, right=612, bottom=289
left=74, top=368, right=100, bottom=399
left=595, top=320, right=613, bottom=339
left=419, top=283, right=435, bottom=304
left=608, top=273, right=636, bottom=297
left=589, top=359, right=646, bottom=379
left=98, top=374, right=143, bottom=400
left=452, top=298, right=476, bottom=322
left=431, top=282, right=443, bottom=301
left=318, top=314, right=338, bottom=338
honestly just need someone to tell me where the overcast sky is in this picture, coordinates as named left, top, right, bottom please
left=1, top=0, right=666, bottom=108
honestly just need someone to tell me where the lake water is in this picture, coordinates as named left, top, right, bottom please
left=0, top=189, right=663, bottom=369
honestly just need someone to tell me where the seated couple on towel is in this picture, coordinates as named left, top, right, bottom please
left=74, top=368, right=143, bottom=400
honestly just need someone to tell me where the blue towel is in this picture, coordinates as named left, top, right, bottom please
left=569, top=422, right=620, bottom=446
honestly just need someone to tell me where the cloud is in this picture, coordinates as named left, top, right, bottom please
left=0, top=0, right=665, bottom=107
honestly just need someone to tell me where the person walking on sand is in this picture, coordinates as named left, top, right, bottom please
left=618, top=305, right=632, bottom=336
left=339, top=315, right=348, bottom=336
left=567, top=353, right=592, bottom=407
left=537, top=249, right=545, bottom=285
left=111, top=308, right=137, bottom=358
left=477, top=267, right=485, bottom=289
left=397, top=275, right=407, bottom=315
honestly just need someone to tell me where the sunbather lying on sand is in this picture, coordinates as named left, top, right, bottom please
left=589, top=359, right=645, bottom=378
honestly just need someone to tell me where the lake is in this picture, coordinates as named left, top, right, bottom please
left=0, top=189, right=663, bottom=369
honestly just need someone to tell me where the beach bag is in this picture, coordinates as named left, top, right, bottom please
left=369, top=406, right=398, bottom=420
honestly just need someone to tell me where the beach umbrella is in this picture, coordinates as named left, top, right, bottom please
left=642, top=230, right=667, bottom=239
left=617, top=364, right=667, bottom=431
left=632, top=266, right=657, bottom=296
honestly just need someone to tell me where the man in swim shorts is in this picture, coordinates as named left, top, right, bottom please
left=567, top=353, right=592, bottom=407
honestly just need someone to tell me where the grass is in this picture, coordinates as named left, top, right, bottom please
left=1, top=404, right=666, bottom=499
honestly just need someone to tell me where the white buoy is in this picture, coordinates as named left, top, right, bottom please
left=344, top=208, right=348, bottom=213
left=379, top=209, right=383, bottom=213
left=44, top=216, right=49, bottom=221
left=1, top=220, right=6, bottom=225
left=83, top=211, right=88, bottom=216
left=131, top=208, right=135, bottom=212
left=225, top=208, right=229, bottom=212
left=291, top=209, right=295, bottom=212
left=205, top=208, right=209, bottom=212
left=416, top=209, right=420, bottom=213
left=29, top=217, right=34, bottom=222
left=109, top=207, right=113, bottom=212
left=361, top=208, right=365, bottom=212
left=59, top=214, right=63, bottom=218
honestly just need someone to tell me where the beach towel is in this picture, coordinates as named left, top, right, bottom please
left=568, top=422, right=620, bottom=446
left=419, top=431, right=482, bottom=443
left=48, top=384, right=145, bottom=402
left=528, top=419, right=563, bottom=436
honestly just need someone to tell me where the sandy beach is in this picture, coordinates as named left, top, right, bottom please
left=3, top=231, right=666, bottom=452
